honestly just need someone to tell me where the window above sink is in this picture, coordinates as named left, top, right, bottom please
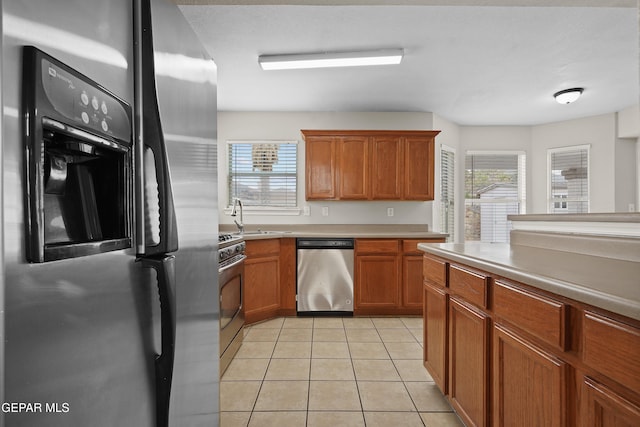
left=227, top=140, right=298, bottom=211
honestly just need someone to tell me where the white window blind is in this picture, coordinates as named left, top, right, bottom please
left=440, top=147, right=455, bottom=242
left=228, top=141, right=297, bottom=207
left=548, top=145, right=589, bottom=213
left=465, top=152, right=526, bottom=243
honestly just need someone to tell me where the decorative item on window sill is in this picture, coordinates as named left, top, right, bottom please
left=252, top=143, right=279, bottom=172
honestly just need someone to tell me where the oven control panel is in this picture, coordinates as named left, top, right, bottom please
left=219, top=241, right=245, bottom=267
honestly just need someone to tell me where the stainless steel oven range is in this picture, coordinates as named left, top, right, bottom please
left=219, top=234, right=245, bottom=376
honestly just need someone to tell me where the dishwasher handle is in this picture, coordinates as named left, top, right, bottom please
left=296, top=238, right=354, bottom=250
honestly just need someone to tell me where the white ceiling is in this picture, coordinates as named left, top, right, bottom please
left=177, top=1, right=639, bottom=126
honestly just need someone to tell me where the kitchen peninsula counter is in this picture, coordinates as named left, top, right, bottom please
left=418, top=240, right=640, bottom=321
left=419, top=218, right=640, bottom=426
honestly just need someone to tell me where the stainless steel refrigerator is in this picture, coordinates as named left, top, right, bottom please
left=1, top=0, right=219, bottom=426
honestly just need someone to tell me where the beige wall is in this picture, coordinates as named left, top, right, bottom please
left=530, top=114, right=617, bottom=213
left=218, top=108, right=639, bottom=232
left=618, top=105, right=640, bottom=138
left=218, top=111, right=434, bottom=226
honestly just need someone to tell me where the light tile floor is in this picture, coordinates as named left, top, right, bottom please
left=221, top=316, right=464, bottom=427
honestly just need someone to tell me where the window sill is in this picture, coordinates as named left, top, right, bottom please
left=223, top=207, right=301, bottom=216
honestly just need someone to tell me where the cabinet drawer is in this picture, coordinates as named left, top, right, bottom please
left=245, top=239, right=280, bottom=257
left=423, top=255, right=447, bottom=288
left=356, top=239, right=399, bottom=254
left=494, top=280, right=566, bottom=350
left=449, top=265, right=488, bottom=308
left=583, top=311, right=640, bottom=393
left=402, top=239, right=423, bottom=254
left=402, top=238, right=444, bottom=254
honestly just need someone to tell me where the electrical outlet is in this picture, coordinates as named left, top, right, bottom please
left=303, top=206, right=310, bottom=216
left=322, top=206, right=329, bottom=216
left=387, top=207, right=394, bottom=217
left=629, top=203, right=636, bottom=212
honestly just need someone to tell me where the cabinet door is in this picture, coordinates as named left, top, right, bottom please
left=371, top=136, right=403, bottom=199
left=403, top=254, right=424, bottom=309
left=338, top=136, right=369, bottom=199
left=244, top=255, right=280, bottom=324
left=493, top=324, right=567, bottom=427
left=424, top=283, right=448, bottom=393
left=449, top=297, right=489, bottom=427
left=581, top=376, right=640, bottom=427
left=355, top=254, right=400, bottom=309
left=403, top=136, right=435, bottom=200
left=305, top=136, right=335, bottom=200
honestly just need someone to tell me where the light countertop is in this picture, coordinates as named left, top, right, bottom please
left=219, top=224, right=448, bottom=241
left=418, top=241, right=640, bottom=321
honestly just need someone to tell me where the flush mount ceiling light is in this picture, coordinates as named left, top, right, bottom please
left=258, top=48, right=404, bottom=70
left=554, top=88, right=584, bottom=104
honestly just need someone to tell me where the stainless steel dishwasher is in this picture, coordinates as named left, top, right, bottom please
left=297, top=238, right=354, bottom=315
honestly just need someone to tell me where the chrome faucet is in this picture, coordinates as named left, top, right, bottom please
left=231, top=197, right=244, bottom=234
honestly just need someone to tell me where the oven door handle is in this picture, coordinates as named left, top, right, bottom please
left=219, top=254, right=246, bottom=273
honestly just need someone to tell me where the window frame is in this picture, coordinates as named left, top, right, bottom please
left=226, top=140, right=300, bottom=215
left=439, top=144, right=456, bottom=242
left=547, top=144, right=590, bottom=214
left=464, top=150, right=527, bottom=243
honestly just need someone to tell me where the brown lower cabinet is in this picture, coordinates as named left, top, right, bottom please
left=403, top=239, right=431, bottom=309
left=243, top=238, right=296, bottom=324
left=355, top=253, right=400, bottom=309
left=422, top=253, right=640, bottom=427
left=493, top=323, right=567, bottom=427
left=355, top=238, right=444, bottom=315
left=244, top=237, right=445, bottom=324
left=581, top=376, right=640, bottom=427
left=423, top=283, right=448, bottom=393
left=449, top=297, right=489, bottom=427
left=244, top=239, right=281, bottom=324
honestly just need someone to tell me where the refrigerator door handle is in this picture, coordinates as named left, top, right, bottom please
left=140, top=254, right=176, bottom=427
left=134, top=0, right=179, bottom=256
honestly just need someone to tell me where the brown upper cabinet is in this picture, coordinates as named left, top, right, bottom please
left=302, top=130, right=440, bottom=201
left=305, top=135, right=336, bottom=199
left=339, top=136, right=370, bottom=199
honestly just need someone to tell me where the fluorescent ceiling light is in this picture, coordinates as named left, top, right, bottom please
left=258, top=49, right=404, bottom=70
left=554, top=88, right=584, bottom=104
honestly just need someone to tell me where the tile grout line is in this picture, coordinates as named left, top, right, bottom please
left=232, top=316, right=455, bottom=427
left=247, top=319, right=286, bottom=426
left=397, top=321, right=428, bottom=427
left=305, top=318, right=314, bottom=427
left=343, top=318, right=367, bottom=426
